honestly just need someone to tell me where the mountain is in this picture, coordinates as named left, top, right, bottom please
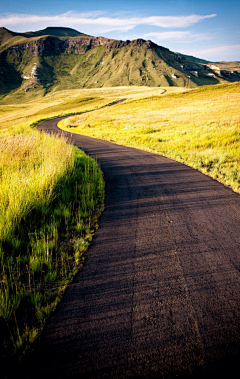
left=19, top=27, right=88, bottom=38
left=0, top=26, right=89, bottom=51
left=0, top=26, right=239, bottom=98
left=176, top=52, right=210, bottom=64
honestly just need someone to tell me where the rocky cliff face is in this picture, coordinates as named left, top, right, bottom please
left=4, top=36, right=156, bottom=57
left=5, top=36, right=125, bottom=56
left=5, top=37, right=88, bottom=56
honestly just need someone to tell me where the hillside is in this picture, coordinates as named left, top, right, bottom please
left=0, top=26, right=89, bottom=48
left=20, top=27, right=88, bottom=38
left=0, top=27, right=239, bottom=100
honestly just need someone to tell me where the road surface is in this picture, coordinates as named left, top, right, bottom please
left=23, top=117, right=240, bottom=378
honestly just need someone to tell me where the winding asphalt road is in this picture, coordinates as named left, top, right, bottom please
left=24, top=117, right=240, bottom=378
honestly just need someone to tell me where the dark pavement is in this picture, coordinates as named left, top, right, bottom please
left=23, top=118, right=240, bottom=378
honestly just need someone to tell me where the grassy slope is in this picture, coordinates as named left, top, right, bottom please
left=1, top=27, right=240, bottom=100
left=3, top=27, right=236, bottom=98
left=0, top=42, right=198, bottom=96
left=58, top=82, right=240, bottom=193
left=0, top=86, right=180, bottom=132
left=0, top=27, right=89, bottom=52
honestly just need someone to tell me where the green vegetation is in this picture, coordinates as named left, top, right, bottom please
left=2, top=26, right=240, bottom=100
left=59, top=82, right=240, bottom=193
left=0, top=86, right=172, bottom=132
left=0, top=126, right=104, bottom=370
left=1, top=81, right=239, bottom=373
left=1, top=24, right=239, bottom=375
left=0, top=26, right=88, bottom=53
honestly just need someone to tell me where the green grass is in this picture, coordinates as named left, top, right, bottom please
left=2, top=27, right=240, bottom=104
left=0, top=87, right=180, bottom=369
left=2, top=33, right=235, bottom=100
left=0, top=127, right=104, bottom=371
left=0, top=86, right=175, bottom=132
left=1, top=82, right=239, bottom=372
left=58, top=82, right=240, bottom=193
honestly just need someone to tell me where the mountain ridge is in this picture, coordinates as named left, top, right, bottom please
left=19, top=26, right=89, bottom=38
left=0, top=26, right=89, bottom=38
left=0, top=26, right=239, bottom=99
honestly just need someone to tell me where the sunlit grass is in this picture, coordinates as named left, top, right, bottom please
left=1, top=82, right=239, bottom=371
left=0, top=127, right=104, bottom=368
left=59, top=82, right=240, bottom=192
left=0, top=130, right=74, bottom=243
left=0, top=86, right=183, bottom=133
left=1, top=85, right=182, bottom=367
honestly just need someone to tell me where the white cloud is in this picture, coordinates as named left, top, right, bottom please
left=143, top=31, right=212, bottom=43
left=139, top=14, right=216, bottom=28
left=0, top=12, right=217, bottom=34
left=182, top=44, right=240, bottom=61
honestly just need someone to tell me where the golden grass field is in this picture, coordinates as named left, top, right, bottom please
left=0, top=82, right=239, bottom=363
left=0, top=91, right=107, bottom=362
left=0, top=86, right=183, bottom=133
left=58, top=82, right=240, bottom=193
left=1, top=83, right=239, bottom=193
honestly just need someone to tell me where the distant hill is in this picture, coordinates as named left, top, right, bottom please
left=20, top=27, right=89, bottom=38
left=0, top=26, right=239, bottom=98
left=177, top=52, right=210, bottom=64
left=214, top=61, right=240, bottom=71
left=0, top=27, right=18, bottom=46
left=0, top=27, right=90, bottom=52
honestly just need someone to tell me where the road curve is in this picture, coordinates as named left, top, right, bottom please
left=24, top=118, right=240, bottom=378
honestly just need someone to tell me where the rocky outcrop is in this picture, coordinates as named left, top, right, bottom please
left=4, top=36, right=156, bottom=57
left=4, top=36, right=143, bottom=57
left=31, top=64, right=39, bottom=78
left=68, top=37, right=113, bottom=53
left=5, top=37, right=69, bottom=56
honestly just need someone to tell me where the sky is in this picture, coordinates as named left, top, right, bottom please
left=0, top=0, right=239, bottom=62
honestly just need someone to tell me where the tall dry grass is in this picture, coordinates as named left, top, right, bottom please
left=0, top=127, right=104, bottom=369
left=0, top=130, right=74, bottom=244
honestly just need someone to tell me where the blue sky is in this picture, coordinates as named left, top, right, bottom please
left=0, top=0, right=239, bottom=61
